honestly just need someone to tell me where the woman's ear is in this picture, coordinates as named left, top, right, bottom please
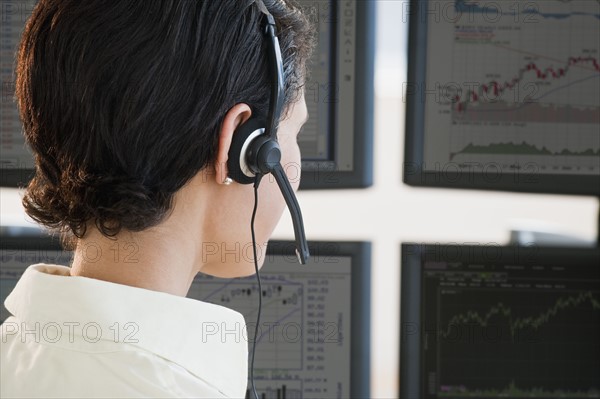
left=215, top=103, right=252, bottom=185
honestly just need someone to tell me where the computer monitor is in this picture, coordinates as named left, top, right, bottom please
left=400, top=243, right=600, bottom=399
left=0, top=237, right=371, bottom=398
left=403, top=0, right=600, bottom=195
left=190, top=241, right=371, bottom=398
left=0, top=1, right=374, bottom=189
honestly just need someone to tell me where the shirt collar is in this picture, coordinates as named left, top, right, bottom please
left=4, top=263, right=248, bottom=398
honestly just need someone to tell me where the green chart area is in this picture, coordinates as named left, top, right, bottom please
left=435, top=289, right=600, bottom=398
left=439, top=380, right=599, bottom=398
left=450, top=142, right=600, bottom=160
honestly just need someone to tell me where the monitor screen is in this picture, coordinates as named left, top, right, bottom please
left=400, top=243, right=600, bottom=399
left=0, top=1, right=374, bottom=189
left=0, top=238, right=371, bottom=398
left=403, top=0, right=600, bottom=195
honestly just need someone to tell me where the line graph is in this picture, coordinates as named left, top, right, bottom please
left=440, top=380, right=600, bottom=398
left=184, top=257, right=354, bottom=398
left=436, top=288, right=600, bottom=397
left=455, top=0, right=600, bottom=20
left=453, top=56, right=600, bottom=114
left=446, top=50, right=600, bottom=170
left=188, top=274, right=305, bottom=370
left=450, top=141, right=600, bottom=160
left=441, top=291, right=600, bottom=340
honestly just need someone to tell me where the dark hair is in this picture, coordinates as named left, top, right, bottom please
left=15, top=0, right=315, bottom=250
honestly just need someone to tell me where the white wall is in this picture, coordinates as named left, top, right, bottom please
left=1, top=2, right=598, bottom=397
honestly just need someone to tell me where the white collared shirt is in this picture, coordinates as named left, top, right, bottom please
left=0, top=264, right=248, bottom=398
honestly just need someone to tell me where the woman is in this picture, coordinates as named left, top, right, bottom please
left=0, top=0, right=314, bottom=397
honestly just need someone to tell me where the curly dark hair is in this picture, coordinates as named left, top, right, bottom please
left=15, top=0, right=315, bottom=250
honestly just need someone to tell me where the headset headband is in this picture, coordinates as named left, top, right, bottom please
left=240, top=0, right=310, bottom=266
left=254, top=0, right=285, bottom=141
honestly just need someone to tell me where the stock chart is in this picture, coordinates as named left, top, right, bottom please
left=419, top=253, right=600, bottom=398
left=422, top=0, right=600, bottom=175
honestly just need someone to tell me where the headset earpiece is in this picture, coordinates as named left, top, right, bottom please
left=227, top=116, right=283, bottom=184
left=227, top=117, right=267, bottom=185
left=248, top=135, right=282, bottom=175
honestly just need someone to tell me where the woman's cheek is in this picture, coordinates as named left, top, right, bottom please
left=284, top=142, right=302, bottom=188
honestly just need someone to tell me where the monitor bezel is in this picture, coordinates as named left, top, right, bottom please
left=299, top=0, right=375, bottom=190
left=0, top=169, right=35, bottom=189
left=403, top=0, right=600, bottom=196
left=399, top=242, right=600, bottom=399
left=0, top=232, right=65, bottom=252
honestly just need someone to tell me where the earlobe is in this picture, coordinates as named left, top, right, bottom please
left=214, top=103, right=252, bottom=184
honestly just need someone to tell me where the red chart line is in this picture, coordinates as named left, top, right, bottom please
left=492, top=43, right=600, bottom=73
left=454, top=54, right=599, bottom=112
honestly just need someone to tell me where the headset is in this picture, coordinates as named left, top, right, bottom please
left=225, top=1, right=310, bottom=398
left=226, top=0, right=309, bottom=265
